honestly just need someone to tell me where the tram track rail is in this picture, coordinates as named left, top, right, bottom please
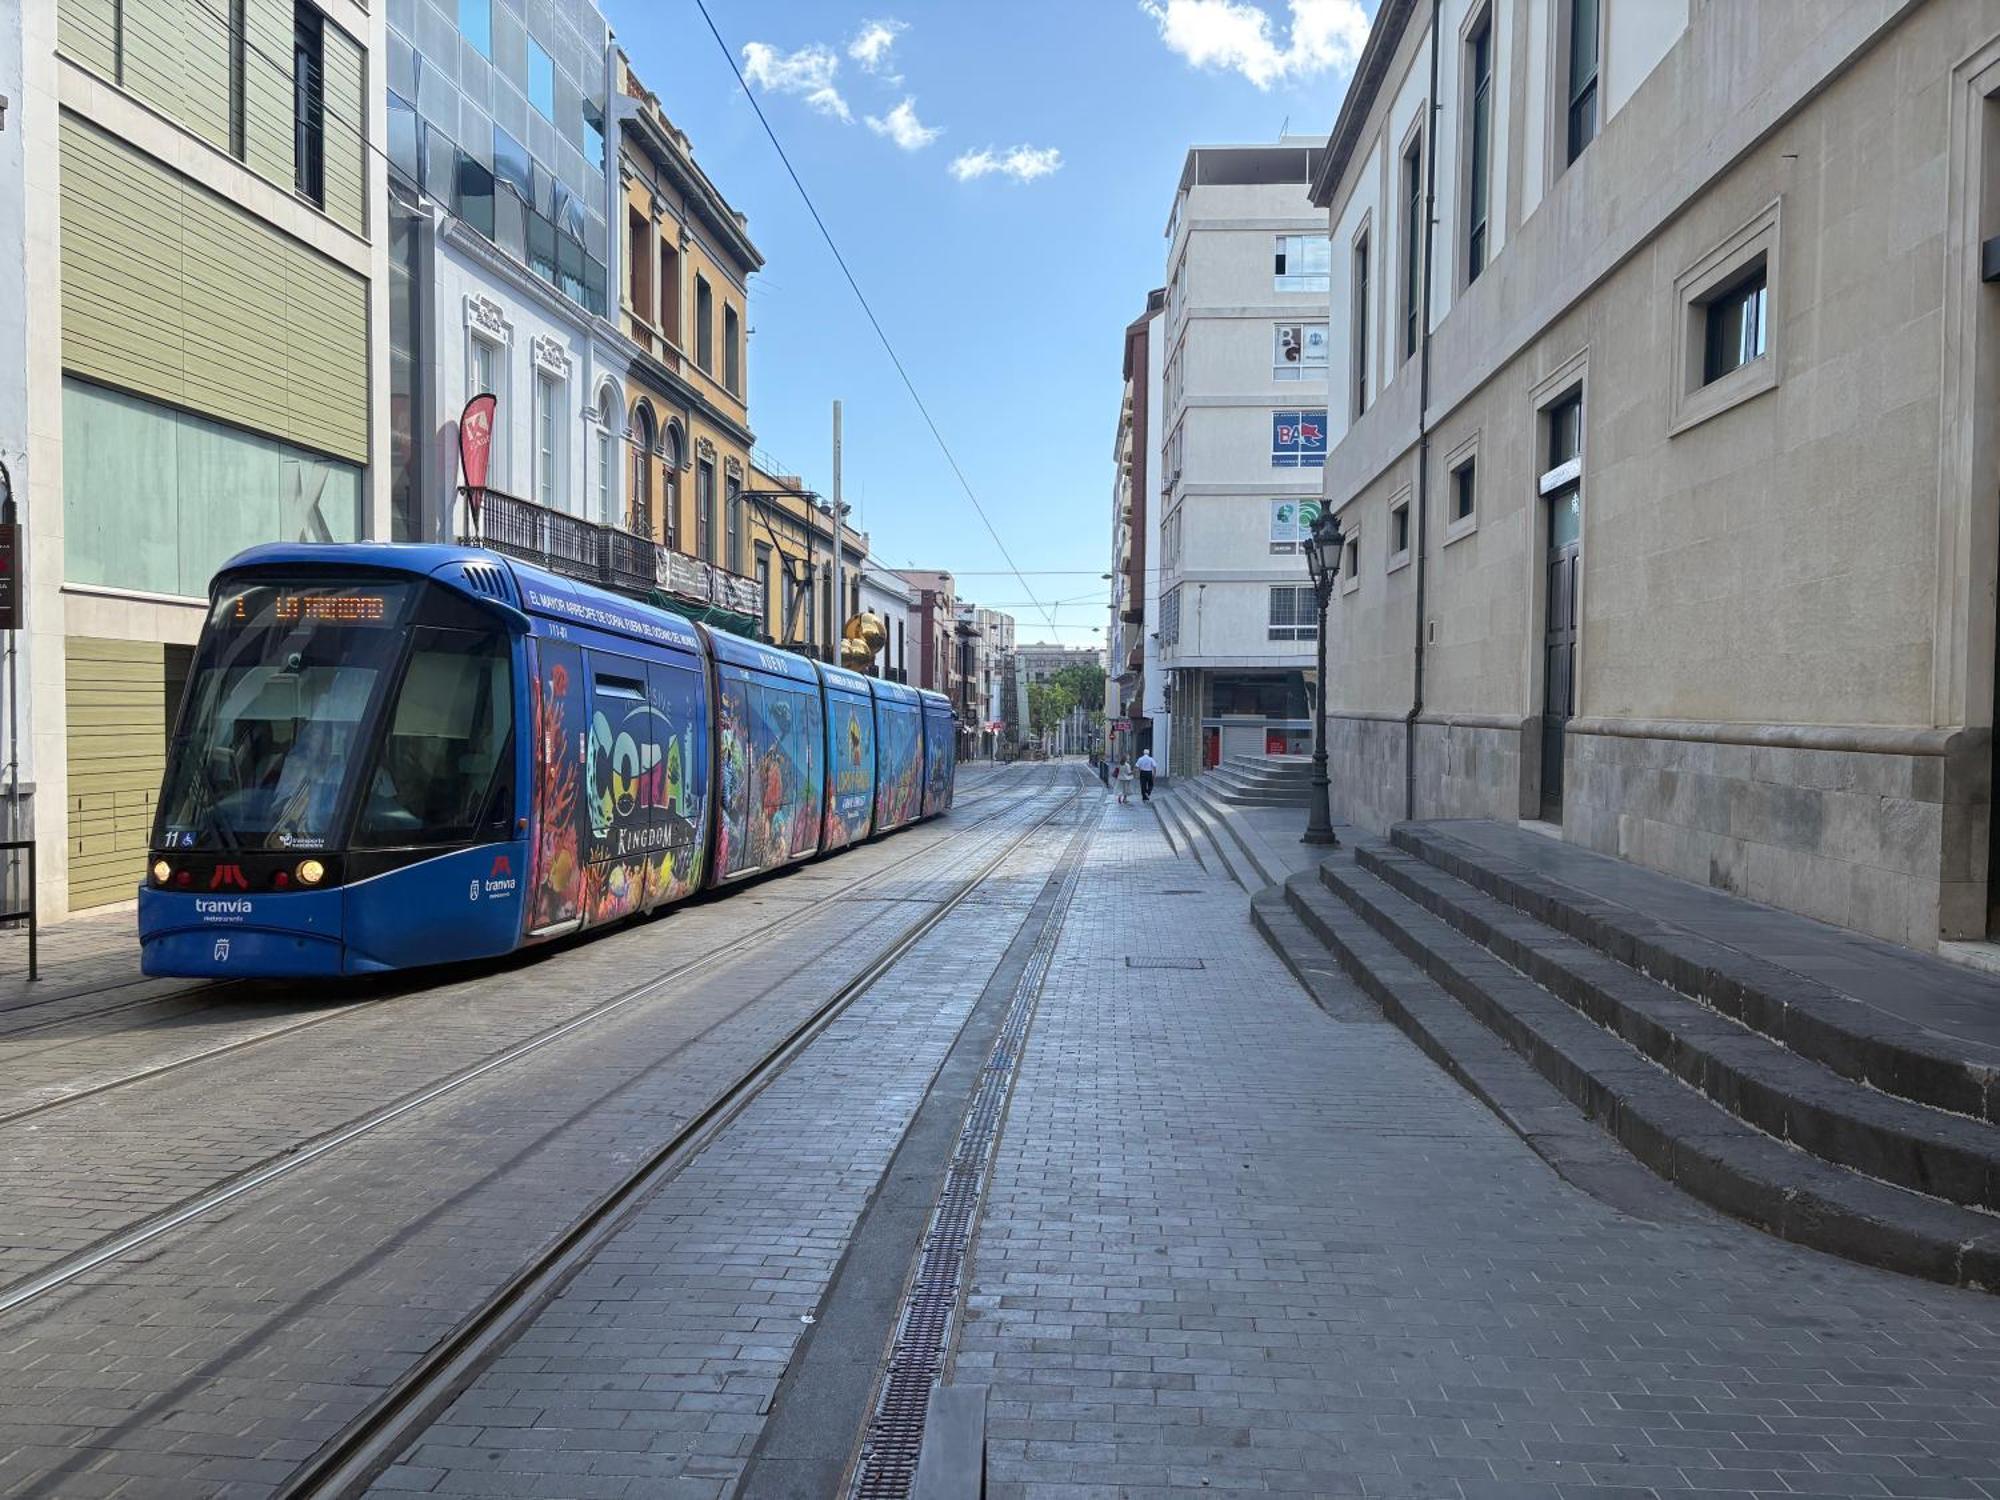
left=270, top=778, right=1090, bottom=1500
left=0, top=771, right=1079, bottom=1318
left=0, top=774, right=1040, bottom=1127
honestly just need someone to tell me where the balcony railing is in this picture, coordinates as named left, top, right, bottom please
left=462, top=488, right=764, bottom=629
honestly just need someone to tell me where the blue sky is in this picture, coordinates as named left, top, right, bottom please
left=601, top=0, right=1372, bottom=644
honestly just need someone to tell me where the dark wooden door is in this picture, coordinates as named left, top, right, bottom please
left=1540, top=490, right=1580, bottom=820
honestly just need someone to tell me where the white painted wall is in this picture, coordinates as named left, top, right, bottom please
left=858, top=566, right=913, bottom=683
left=1160, top=166, right=1328, bottom=683
left=1141, top=306, right=1171, bottom=754
left=434, top=227, right=630, bottom=534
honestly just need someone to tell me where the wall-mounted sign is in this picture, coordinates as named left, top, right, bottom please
left=1272, top=410, right=1328, bottom=468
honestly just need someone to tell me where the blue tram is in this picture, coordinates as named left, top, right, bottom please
left=137, top=544, right=958, bottom=978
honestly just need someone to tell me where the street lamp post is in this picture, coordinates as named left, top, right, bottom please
left=1301, top=508, right=1346, bottom=847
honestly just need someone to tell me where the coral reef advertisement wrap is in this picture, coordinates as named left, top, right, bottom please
left=717, top=668, right=826, bottom=878
left=823, top=694, right=876, bottom=851
left=526, top=639, right=709, bottom=934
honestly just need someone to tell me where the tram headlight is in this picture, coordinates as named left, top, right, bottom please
left=152, top=860, right=171, bottom=884
left=296, top=858, right=325, bottom=886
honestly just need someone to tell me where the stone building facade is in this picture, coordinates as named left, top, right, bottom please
left=1314, top=0, right=2000, bottom=952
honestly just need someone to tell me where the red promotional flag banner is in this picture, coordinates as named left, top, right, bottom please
left=459, top=393, right=498, bottom=523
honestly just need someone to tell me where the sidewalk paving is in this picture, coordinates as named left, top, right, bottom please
left=956, top=795, right=2000, bottom=1499
left=0, top=902, right=166, bottom=1015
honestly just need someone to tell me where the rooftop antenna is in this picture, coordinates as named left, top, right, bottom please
left=1279, top=114, right=1289, bottom=139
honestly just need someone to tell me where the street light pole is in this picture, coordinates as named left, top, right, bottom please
left=1301, top=508, right=1345, bottom=847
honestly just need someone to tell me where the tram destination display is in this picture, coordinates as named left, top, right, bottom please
left=225, top=587, right=401, bottom=627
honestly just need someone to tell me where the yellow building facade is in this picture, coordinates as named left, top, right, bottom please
left=615, top=56, right=760, bottom=612
left=743, top=464, right=868, bottom=656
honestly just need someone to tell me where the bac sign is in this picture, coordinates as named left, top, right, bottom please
left=1272, top=409, right=1328, bottom=469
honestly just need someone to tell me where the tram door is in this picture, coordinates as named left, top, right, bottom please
left=1540, top=391, right=1583, bottom=823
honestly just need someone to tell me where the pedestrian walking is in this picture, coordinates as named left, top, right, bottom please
left=1115, top=758, right=1134, bottom=805
left=1135, top=749, right=1158, bottom=802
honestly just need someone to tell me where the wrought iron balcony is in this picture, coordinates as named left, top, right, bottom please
left=460, top=487, right=764, bottom=629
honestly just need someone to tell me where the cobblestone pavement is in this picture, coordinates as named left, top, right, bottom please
left=5, top=766, right=2000, bottom=1500
left=365, top=792, right=1100, bottom=1500
left=0, top=773, right=1064, bottom=1497
left=0, top=771, right=1037, bottom=1287
left=955, top=800, right=2000, bottom=1499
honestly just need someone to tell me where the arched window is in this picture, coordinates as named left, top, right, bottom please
left=662, top=423, right=684, bottom=551
left=595, top=385, right=618, bottom=525
left=630, top=402, right=656, bottom=538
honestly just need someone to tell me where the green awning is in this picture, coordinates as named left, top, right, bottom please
left=647, top=590, right=762, bottom=642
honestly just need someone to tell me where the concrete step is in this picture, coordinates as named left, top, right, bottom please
left=1150, top=789, right=1233, bottom=886
left=1277, top=854, right=2000, bottom=1289
left=1198, top=769, right=1311, bottom=807
left=1168, top=781, right=1288, bottom=893
left=1392, top=823, right=2000, bottom=1124
left=1351, top=842, right=2000, bottom=1214
left=1219, top=762, right=1313, bottom=784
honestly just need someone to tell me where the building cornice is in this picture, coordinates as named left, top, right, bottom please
left=1311, top=0, right=1420, bottom=207
left=614, top=94, right=764, bottom=275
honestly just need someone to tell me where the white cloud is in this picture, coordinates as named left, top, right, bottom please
left=865, top=97, right=941, bottom=151
left=950, top=145, right=1064, bottom=184
left=742, top=41, right=851, bottom=121
left=848, top=18, right=907, bottom=75
left=1139, top=0, right=1368, bottom=89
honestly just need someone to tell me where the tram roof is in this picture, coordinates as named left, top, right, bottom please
left=215, top=543, right=707, bottom=656
left=817, top=662, right=874, bottom=696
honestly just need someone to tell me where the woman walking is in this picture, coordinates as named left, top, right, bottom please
left=1115, top=758, right=1135, bottom=805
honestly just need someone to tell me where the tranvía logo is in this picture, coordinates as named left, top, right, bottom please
left=195, top=897, right=252, bottom=916
left=481, top=852, right=518, bottom=899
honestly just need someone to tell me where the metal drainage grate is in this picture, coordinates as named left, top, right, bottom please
left=850, top=816, right=1092, bottom=1499
left=1124, top=956, right=1206, bottom=970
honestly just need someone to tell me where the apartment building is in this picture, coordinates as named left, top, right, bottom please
left=1315, top=0, right=2000, bottom=952
left=897, top=570, right=959, bottom=702
left=1156, top=141, right=1330, bottom=780
left=1109, top=287, right=1171, bottom=765
left=956, top=604, right=1015, bottom=755
left=383, top=0, right=624, bottom=546
left=618, top=54, right=761, bottom=586
left=857, top=565, right=913, bottom=684
left=742, top=461, right=866, bottom=655
left=34, top=0, right=386, bottom=914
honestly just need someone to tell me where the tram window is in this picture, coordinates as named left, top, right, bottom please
left=354, top=628, right=514, bottom=848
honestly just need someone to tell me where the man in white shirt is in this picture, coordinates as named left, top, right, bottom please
left=1135, top=750, right=1158, bottom=802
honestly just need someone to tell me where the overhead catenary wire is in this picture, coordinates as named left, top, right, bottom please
left=690, top=0, right=1061, bottom=640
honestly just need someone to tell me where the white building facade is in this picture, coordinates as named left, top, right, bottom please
left=384, top=0, right=626, bottom=544
left=857, top=564, right=914, bottom=685
left=431, top=228, right=632, bottom=539
left=1109, top=289, right=1171, bottom=768
left=1314, top=0, right=2000, bottom=952
left=1157, top=142, right=1331, bottom=780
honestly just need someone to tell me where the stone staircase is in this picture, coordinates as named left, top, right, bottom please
left=1197, top=754, right=1313, bottom=808
left=1151, top=772, right=1293, bottom=892
left=1254, top=820, right=2000, bottom=1289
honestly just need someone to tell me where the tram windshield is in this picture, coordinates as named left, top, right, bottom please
left=157, top=582, right=416, bottom=851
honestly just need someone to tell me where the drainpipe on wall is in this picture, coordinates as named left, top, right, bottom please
left=1403, top=0, right=1442, bottom=823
